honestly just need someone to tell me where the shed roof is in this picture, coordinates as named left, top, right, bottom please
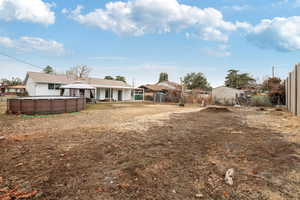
left=139, top=81, right=182, bottom=92
left=139, top=84, right=166, bottom=92
left=157, top=81, right=181, bottom=90
left=7, top=85, right=26, bottom=89
left=213, top=86, right=242, bottom=91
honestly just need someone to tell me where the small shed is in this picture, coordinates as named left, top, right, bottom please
left=212, top=86, right=244, bottom=105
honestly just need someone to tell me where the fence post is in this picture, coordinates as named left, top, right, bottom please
left=33, top=99, right=37, bottom=115
left=291, top=71, right=296, bottom=115
left=76, top=98, right=78, bottom=112
left=19, top=99, right=22, bottom=114
left=286, top=78, right=288, bottom=109
left=50, top=99, right=53, bottom=114
left=6, top=99, right=9, bottom=114
left=297, top=64, right=300, bottom=116
left=289, top=72, right=292, bottom=112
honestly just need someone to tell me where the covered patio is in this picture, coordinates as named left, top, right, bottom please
left=60, top=82, right=96, bottom=103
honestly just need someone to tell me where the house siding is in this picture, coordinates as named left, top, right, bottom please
left=123, top=89, right=131, bottom=101
left=94, top=88, right=131, bottom=101
left=25, top=73, right=133, bottom=101
left=26, top=78, right=37, bottom=96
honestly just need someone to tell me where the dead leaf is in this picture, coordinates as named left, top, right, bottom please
left=224, top=191, right=229, bottom=197
left=16, top=190, right=38, bottom=199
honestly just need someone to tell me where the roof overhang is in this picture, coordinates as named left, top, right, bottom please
left=61, top=84, right=96, bottom=90
left=93, top=85, right=132, bottom=89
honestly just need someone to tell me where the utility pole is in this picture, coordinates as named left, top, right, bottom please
left=272, top=65, right=275, bottom=78
left=132, top=78, right=135, bottom=89
left=132, top=78, right=135, bottom=101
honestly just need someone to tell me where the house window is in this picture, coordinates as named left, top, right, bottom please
left=55, top=84, right=61, bottom=90
left=48, top=84, right=61, bottom=90
left=48, top=84, right=55, bottom=90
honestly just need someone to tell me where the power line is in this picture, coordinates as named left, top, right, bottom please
left=0, top=52, right=44, bottom=70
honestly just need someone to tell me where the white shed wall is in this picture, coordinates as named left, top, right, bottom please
left=212, top=86, right=243, bottom=105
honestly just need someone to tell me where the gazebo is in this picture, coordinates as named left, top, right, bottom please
left=60, top=82, right=96, bottom=103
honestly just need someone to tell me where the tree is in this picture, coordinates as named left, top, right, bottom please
left=183, top=72, right=211, bottom=90
left=225, top=69, right=255, bottom=89
left=66, top=65, right=91, bottom=79
left=115, top=76, right=126, bottom=83
left=1, top=77, right=23, bottom=86
left=158, top=72, right=169, bottom=82
left=104, top=76, right=114, bottom=80
left=225, top=69, right=239, bottom=88
left=43, top=65, right=54, bottom=74
left=262, top=77, right=285, bottom=105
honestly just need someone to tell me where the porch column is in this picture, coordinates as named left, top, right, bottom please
left=110, top=88, right=112, bottom=102
left=143, top=88, right=145, bottom=101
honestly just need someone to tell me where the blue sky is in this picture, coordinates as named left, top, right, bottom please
left=1, top=0, right=300, bottom=87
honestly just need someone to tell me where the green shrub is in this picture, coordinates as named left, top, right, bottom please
left=250, top=96, right=272, bottom=107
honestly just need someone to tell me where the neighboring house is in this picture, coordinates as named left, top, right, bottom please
left=0, top=84, right=26, bottom=96
left=24, top=72, right=133, bottom=101
left=139, top=81, right=182, bottom=102
left=212, top=86, right=244, bottom=105
left=156, top=81, right=182, bottom=90
left=139, top=81, right=181, bottom=93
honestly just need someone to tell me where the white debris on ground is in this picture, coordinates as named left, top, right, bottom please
left=225, top=168, right=235, bottom=186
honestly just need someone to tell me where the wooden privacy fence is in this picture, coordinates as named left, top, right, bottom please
left=286, top=63, right=300, bottom=116
left=7, top=97, right=86, bottom=115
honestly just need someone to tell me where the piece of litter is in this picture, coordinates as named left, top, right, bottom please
left=225, top=168, right=235, bottom=185
left=195, top=193, right=203, bottom=198
left=16, top=163, right=24, bottom=167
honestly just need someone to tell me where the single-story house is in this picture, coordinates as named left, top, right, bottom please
left=0, top=84, right=26, bottom=96
left=24, top=72, right=133, bottom=101
left=212, top=86, right=244, bottom=105
left=156, top=81, right=182, bottom=91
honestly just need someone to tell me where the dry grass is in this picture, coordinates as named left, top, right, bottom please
left=0, top=106, right=299, bottom=200
left=0, top=101, right=201, bottom=138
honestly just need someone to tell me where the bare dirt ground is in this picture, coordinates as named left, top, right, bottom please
left=0, top=102, right=300, bottom=200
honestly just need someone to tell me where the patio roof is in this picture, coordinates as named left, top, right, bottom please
left=60, top=83, right=96, bottom=90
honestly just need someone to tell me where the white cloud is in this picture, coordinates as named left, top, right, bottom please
left=0, top=36, right=14, bottom=48
left=0, top=0, right=55, bottom=25
left=272, top=0, right=289, bottom=7
left=223, top=5, right=250, bottom=11
left=0, top=36, right=65, bottom=55
left=272, top=0, right=300, bottom=7
left=295, top=0, right=300, bottom=6
left=246, top=16, right=300, bottom=51
left=65, top=0, right=239, bottom=42
left=203, top=44, right=231, bottom=57
left=88, top=56, right=128, bottom=61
